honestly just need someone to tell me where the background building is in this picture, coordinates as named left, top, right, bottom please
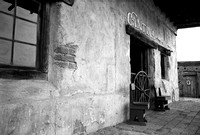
left=178, top=61, right=200, bottom=98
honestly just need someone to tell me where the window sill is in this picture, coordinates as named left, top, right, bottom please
left=0, top=69, right=47, bottom=80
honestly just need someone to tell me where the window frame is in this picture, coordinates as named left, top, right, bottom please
left=0, top=0, right=50, bottom=79
left=160, top=52, right=169, bottom=80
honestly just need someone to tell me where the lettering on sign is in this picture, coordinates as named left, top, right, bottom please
left=127, top=12, right=155, bottom=39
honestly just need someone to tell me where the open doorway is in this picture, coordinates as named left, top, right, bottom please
left=129, top=36, right=154, bottom=111
left=130, top=36, right=149, bottom=76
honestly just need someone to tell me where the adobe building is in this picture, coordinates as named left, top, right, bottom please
left=0, top=0, right=179, bottom=134
left=178, top=61, right=200, bottom=98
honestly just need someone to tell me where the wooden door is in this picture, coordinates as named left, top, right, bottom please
left=182, top=75, right=197, bottom=98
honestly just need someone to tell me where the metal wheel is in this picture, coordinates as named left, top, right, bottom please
left=133, top=71, right=150, bottom=102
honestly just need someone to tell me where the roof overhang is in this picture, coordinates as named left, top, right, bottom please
left=153, top=0, right=200, bottom=29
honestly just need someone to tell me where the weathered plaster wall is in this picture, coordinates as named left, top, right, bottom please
left=0, top=80, right=57, bottom=135
left=0, top=0, right=179, bottom=135
left=49, top=0, right=131, bottom=133
left=154, top=49, right=179, bottom=102
left=152, top=21, right=178, bottom=102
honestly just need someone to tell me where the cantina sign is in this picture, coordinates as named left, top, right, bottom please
left=127, top=12, right=155, bottom=39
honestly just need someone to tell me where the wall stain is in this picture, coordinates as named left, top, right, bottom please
left=73, top=120, right=86, bottom=135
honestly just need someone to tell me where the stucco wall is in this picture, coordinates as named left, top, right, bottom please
left=154, top=49, right=179, bottom=102
left=0, top=0, right=178, bottom=135
left=49, top=1, right=131, bottom=133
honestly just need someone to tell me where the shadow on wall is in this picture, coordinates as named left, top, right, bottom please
left=123, top=103, right=129, bottom=121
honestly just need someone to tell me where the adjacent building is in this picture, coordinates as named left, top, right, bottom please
left=178, top=61, right=200, bottom=98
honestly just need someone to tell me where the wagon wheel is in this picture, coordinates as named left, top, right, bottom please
left=133, top=71, right=150, bottom=103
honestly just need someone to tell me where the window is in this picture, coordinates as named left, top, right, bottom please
left=161, top=53, right=169, bottom=79
left=0, top=0, right=49, bottom=79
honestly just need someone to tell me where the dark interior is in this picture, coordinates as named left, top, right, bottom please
left=130, top=36, right=149, bottom=75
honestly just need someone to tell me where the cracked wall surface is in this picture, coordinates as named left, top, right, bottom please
left=0, top=0, right=178, bottom=134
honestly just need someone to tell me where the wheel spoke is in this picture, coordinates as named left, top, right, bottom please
left=144, top=92, right=150, bottom=98
left=144, top=89, right=150, bottom=92
left=139, top=93, right=147, bottom=102
left=135, top=85, right=142, bottom=92
left=139, top=93, right=143, bottom=102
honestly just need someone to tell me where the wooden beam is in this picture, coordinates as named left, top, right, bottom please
left=48, top=0, right=74, bottom=6
left=126, top=25, right=157, bottom=49
left=61, top=0, right=74, bottom=6
left=158, top=45, right=171, bottom=56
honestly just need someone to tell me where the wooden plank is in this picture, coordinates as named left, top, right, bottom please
left=61, top=0, right=74, bottom=6
left=178, top=61, right=200, bottom=67
left=183, top=72, right=197, bottom=76
left=49, top=0, right=74, bottom=6
left=126, top=25, right=157, bottom=49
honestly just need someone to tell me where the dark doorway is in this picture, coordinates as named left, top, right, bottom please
left=129, top=34, right=156, bottom=110
left=130, top=36, right=149, bottom=75
left=130, top=36, right=155, bottom=109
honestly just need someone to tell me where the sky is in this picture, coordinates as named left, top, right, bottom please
left=176, top=27, right=200, bottom=61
